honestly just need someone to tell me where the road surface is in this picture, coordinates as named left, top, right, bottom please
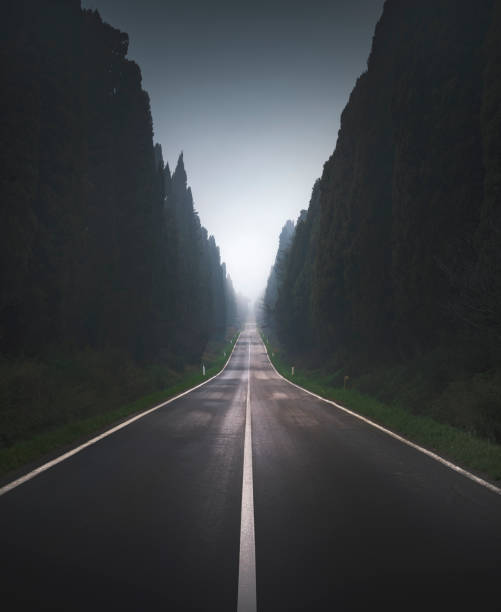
left=1, top=325, right=500, bottom=610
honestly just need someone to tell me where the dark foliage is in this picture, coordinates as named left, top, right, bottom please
left=0, top=0, right=238, bottom=365
left=266, top=0, right=501, bottom=438
left=260, top=219, right=295, bottom=329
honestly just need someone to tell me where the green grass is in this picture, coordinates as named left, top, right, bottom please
left=0, top=333, right=239, bottom=480
left=261, top=333, right=501, bottom=483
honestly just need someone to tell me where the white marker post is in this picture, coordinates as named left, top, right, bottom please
left=291, top=366, right=295, bottom=376
left=202, top=363, right=206, bottom=376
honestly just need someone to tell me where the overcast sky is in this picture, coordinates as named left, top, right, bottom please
left=81, top=0, right=385, bottom=302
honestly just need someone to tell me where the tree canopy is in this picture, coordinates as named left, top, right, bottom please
left=0, top=0, right=240, bottom=364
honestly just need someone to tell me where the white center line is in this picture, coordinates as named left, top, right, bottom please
left=237, top=338, right=257, bottom=612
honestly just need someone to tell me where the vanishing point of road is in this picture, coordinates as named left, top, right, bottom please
left=1, top=324, right=500, bottom=610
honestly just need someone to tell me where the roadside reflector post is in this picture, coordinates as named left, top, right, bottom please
left=291, top=366, right=295, bottom=376
left=202, top=363, right=206, bottom=376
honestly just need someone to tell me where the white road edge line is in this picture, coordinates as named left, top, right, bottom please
left=237, top=338, right=257, bottom=612
left=260, top=335, right=501, bottom=497
left=0, top=334, right=241, bottom=498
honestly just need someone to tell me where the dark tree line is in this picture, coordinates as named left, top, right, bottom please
left=261, top=218, right=296, bottom=328
left=0, top=0, right=239, bottom=364
left=263, top=0, right=501, bottom=435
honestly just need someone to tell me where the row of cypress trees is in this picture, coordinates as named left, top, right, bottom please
left=261, top=0, right=501, bottom=439
left=0, top=0, right=240, bottom=365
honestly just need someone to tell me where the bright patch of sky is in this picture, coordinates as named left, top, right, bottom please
left=82, top=0, right=385, bottom=302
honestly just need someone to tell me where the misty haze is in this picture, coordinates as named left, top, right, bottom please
left=1, top=1, right=501, bottom=611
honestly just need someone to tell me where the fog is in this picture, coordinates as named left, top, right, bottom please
left=81, top=0, right=384, bottom=302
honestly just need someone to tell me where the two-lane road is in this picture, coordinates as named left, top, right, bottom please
left=1, top=325, right=500, bottom=610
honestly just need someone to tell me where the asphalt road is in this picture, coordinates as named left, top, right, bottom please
left=1, top=325, right=501, bottom=611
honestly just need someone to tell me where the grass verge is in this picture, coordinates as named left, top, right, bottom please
left=260, top=333, right=501, bottom=484
left=0, top=333, right=239, bottom=481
